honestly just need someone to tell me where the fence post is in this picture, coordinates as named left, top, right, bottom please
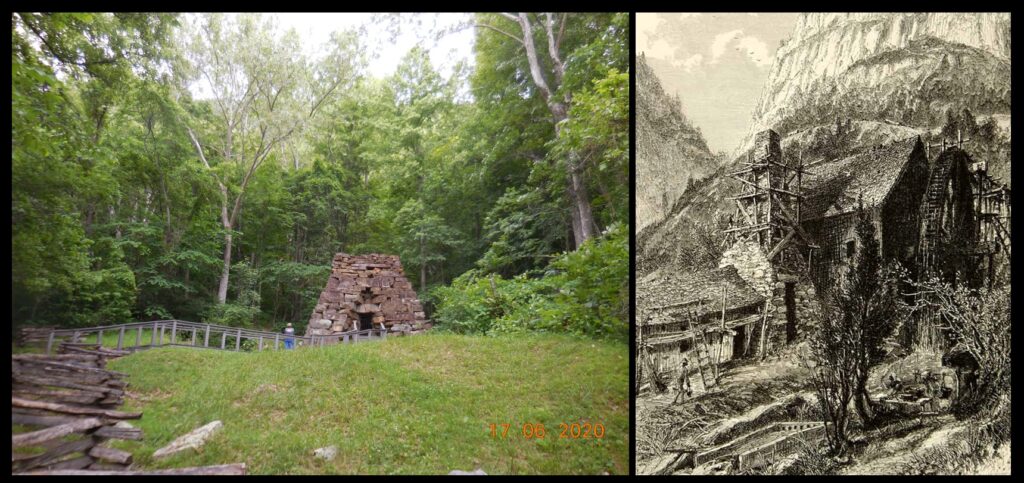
left=170, top=321, right=177, bottom=345
left=191, top=328, right=197, bottom=346
left=258, top=336, right=263, bottom=351
left=236, top=329, right=242, bottom=351
left=117, top=327, right=125, bottom=350
left=159, top=323, right=165, bottom=345
left=275, top=334, right=279, bottom=350
left=73, top=330, right=80, bottom=343
left=152, top=322, right=158, bottom=346
left=97, top=330, right=103, bottom=347
left=221, top=331, right=227, bottom=350
left=46, top=331, right=55, bottom=355
left=204, top=324, right=210, bottom=348
left=136, top=326, right=142, bottom=348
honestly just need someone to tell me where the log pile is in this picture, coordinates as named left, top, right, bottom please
left=306, top=253, right=430, bottom=336
left=11, top=352, right=141, bottom=473
left=11, top=351, right=245, bottom=475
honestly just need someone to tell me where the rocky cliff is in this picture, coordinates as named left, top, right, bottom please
left=636, top=53, right=720, bottom=232
left=738, top=12, right=1011, bottom=155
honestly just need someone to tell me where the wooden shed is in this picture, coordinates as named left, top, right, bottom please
left=637, top=265, right=767, bottom=389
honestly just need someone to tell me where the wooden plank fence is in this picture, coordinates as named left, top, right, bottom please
left=668, top=421, right=826, bottom=471
left=734, top=422, right=826, bottom=471
left=33, top=320, right=389, bottom=355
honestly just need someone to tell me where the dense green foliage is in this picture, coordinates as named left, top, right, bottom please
left=432, top=223, right=628, bottom=341
left=11, top=13, right=628, bottom=339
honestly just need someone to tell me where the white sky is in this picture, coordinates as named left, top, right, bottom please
left=637, top=13, right=799, bottom=155
left=185, top=12, right=476, bottom=99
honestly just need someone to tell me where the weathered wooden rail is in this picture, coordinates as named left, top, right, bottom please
left=12, top=349, right=245, bottom=474
left=733, top=421, right=825, bottom=471
left=13, top=350, right=142, bottom=472
left=667, top=421, right=826, bottom=472
left=36, top=320, right=388, bottom=355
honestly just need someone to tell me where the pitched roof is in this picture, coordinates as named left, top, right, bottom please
left=637, top=265, right=765, bottom=325
left=801, top=136, right=924, bottom=220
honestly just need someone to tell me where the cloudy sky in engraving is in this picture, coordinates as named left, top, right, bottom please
left=637, top=12, right=799, bottom=154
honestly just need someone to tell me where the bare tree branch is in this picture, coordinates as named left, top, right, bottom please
left=516, top=13, right=554, bottom=102
left=473, top=23, right=523, bottom=45
left=555, top=13, right=567, bottom=53
left=543, top=13, right=565, bottom=86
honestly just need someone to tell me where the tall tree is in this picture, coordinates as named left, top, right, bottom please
left=178, top=13, right=360, bottom=304
left=836, top=202, right=905, bottom=423
left=473, top=13, right=605, bottom=248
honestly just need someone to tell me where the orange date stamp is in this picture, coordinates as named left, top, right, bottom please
left=488, top=422, right=605, bottom=439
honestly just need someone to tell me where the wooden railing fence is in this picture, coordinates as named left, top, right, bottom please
left=26, top=320, right=388, bottom=355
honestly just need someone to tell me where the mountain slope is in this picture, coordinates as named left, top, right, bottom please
left=641, top=13, right=1011, bottom=276
left=736, top=12, right=1010, bottom=155
left=636, top=54, right=720, bottom=232
left=637, top=121, right=923, bottom=276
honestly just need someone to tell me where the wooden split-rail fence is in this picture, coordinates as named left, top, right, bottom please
left=12, top=344, right=245, bottom=475
left=33, top=320, right=389, bottom=356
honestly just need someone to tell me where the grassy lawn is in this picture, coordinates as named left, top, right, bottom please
left=104, top=333, right=628, bottom=474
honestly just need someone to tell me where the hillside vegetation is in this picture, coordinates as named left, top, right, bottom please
left=11, top=13, right=628, bottom=340
left=105, top=333, right=629, bottom=474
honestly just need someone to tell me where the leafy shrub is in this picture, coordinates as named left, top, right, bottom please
left=432, top=223, right=627, bottom=342
left=202, top=303, right=260, bottom=328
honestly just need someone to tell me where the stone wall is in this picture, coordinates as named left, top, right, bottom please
left=306, top=253, right=428, bottom=336
left=719, top=237, right=776, bottom=298
left=763, top=276, right=823, bottom=354
left=719, top=238, right=778, bottom=358
left=719, top=238, right=826, bottom=356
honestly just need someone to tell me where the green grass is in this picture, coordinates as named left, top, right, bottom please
left=105, top=333, right=628, bottom=474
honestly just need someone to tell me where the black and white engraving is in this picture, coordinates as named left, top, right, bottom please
left=636, top=12, right=1011, bottom=475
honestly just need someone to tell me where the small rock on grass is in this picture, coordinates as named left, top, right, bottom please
left=153, top=420, right=223, bottom=459
left=449, top=469, right=487, bottom=475
left=313, top=446, right=338, bottom=461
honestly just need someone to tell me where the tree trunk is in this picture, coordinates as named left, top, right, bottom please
left=420, top=235, right=426, bottom=294
left=855, top=390, right=874, bottom=423
left=218, top=231, right=232, bottom=304
left=552, top=109, right=596, bottom=249
left=516, top=13, right=597, bottom=249
left=569, top=162, right=597, bottom=245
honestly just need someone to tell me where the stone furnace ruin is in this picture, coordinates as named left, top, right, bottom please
left=306, top=253, right=429, bottom=336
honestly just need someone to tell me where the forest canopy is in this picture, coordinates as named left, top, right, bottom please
left=11, top=12, right=629, bottom=341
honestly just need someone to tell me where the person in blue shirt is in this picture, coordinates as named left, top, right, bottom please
left=283, top=323, right=295, bottom=349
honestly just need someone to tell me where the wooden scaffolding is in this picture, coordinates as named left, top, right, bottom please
left=725, top=129, right=817, bottom=272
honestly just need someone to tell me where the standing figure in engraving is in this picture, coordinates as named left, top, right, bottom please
left=675, top=359, right=693, bottom=404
